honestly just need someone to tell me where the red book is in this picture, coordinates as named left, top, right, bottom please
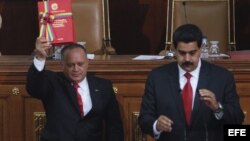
left=38, top=0, right=75, bottom=45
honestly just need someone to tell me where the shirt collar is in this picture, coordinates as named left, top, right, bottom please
left=73, top=77, right=88, bottom=89
left=178, top=59, right=201, bottom=79
left=79, top=77, right=88, bottom=89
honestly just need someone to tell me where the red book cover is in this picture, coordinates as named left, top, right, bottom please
left=38, top=0, right=75, bottom=45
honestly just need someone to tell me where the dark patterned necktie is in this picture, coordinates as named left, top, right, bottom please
left=182, top=73, right=193, bottom=125
left=73, top=83, right=84, bottom=117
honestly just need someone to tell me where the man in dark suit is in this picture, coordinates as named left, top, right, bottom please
left=26, top=38, right=124, bottom=141
left=138, top=24, right=244, bottom=141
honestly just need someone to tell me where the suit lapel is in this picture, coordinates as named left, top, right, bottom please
left=59, top=73, right=81, bottom=115
left=84, top=76, right=99, bottom=118
left=168, top=64, right=186, bottom=123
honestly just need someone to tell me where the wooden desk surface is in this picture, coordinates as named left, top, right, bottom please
left=1, top=55, right=250, bottom=72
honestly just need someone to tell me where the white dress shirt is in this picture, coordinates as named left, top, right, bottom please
left=33, top=57, right=92, bottom=116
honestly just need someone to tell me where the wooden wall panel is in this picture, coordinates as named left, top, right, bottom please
left=239, top=97, right=250, bottom=124
left=236, top=83, right=250, bottom=125
left=0, top=95, right=8, bottom=141
left=0, top=85, right=26, bottom=141
left=24, top=97, right=45, bottom=141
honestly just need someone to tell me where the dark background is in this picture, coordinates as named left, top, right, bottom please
left=0, top=0, right=249, bottom=55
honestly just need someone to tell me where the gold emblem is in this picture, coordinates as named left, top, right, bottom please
left=51, top=3, right=58, bottom=11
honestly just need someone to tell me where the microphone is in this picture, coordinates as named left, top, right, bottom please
left=164, top=43, right=176, bottom=59
left=205, top=123, right=208, bottom=141
left=180, top=88, right=188, bottom=141
left=197, top=88, right=209, bottom=141
left=164, top=51, right=175, bottom=59
left=184, top=128, right=187, bottom=141
left=0, top=13, right=2, bottom=29
left=182, top=1, right=188, bottom=23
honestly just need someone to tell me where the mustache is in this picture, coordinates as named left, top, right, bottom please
left=182, top=61, right=193, bottom=66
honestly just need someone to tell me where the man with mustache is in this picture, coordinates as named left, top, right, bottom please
left=139, top=24, right=244, bottom=141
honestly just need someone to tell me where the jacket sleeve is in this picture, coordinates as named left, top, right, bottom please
left=26, top=63, right=53, bottom=100
left=138, top=73, right=158, bottom=137
left=221, top=71, right=245, bottom=124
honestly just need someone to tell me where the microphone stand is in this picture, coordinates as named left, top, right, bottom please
left=204, top=122, right=208, bottom=141
left=182, top=1, right=188, bottom=24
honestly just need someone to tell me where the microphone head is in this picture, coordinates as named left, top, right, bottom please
left=165, top=51, right=176, bottom=59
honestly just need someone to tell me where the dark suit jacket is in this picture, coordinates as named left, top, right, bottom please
left=26, top=64, right=124, bottom=141
left=139, top=60, right=244, bottom=141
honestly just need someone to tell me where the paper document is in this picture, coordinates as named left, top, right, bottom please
left=87, top=54, right=95, bottom=60
left=133, top=55, right=165, bottom=60
left=209, top=53, right=230, bottom=58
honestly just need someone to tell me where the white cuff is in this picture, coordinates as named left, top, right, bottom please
left=33, top=57, right=45, bottom=72
left=153, top=120, right=162, bottom=139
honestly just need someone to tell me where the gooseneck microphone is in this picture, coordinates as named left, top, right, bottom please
left=165, top=1, right=188, bottom=59
left=202, top=96, right=209, bottom=141
left=205, top=124, right=208, bottom=141
left=184, top=128, right=187, bottom=141
left=182, top=1, right=188, bottom=24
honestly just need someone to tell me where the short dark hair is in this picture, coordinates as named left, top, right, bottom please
left=173, top=24, right=203, bottom=48
left=61, top=43, right=87, bottom=60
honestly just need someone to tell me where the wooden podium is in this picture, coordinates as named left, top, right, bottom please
left=0, top=55, right=249, bottom=141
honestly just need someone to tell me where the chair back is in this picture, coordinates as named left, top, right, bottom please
left=164, top=0, right=235, bottom=53
left=72, top=0, right=115, bottom=54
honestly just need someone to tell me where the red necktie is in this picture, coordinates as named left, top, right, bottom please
left=73, top=83, right=84, bottom=117
left=182, top=73, right=193, bottom=125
